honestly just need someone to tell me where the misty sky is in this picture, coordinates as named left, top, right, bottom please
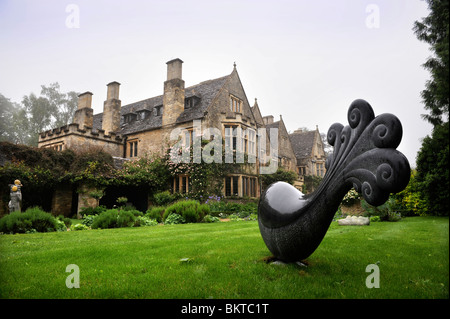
left=0, top=0, right=433, bottom=167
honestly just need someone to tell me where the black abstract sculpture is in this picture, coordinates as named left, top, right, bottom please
left=258, top=99, right=410, bottom=262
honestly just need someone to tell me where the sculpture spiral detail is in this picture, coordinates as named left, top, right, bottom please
left=258, top=99, right=410, bottom=262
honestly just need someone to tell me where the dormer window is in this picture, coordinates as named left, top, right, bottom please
left=185, top=98, right=193, bottom=109
left=185, top=95, right=200, bottom=109
left=123, top=113, right=137, bottom=123
left=155, top=105, right=163, bottom=116
left=230, top=95, right=242, bottom=113
left=137, top=109, right=151, bottom=120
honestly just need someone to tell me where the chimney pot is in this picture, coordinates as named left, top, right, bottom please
left=166, top=58, right=183, bottom=81
left=77, top=92, right=93, bottom=109
left=74, top=92, right=93, bottom=128
left=106, top=81, right=121, bottom=100
left=263, top=115, right=274, bottom=125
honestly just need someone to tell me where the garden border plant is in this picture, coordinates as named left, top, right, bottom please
left=0, top=207, right=60, bottom=234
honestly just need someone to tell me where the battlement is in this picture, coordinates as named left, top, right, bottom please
left=39, top=123, right=124, bottom=143
left=38, top=122, right=124, bottom=157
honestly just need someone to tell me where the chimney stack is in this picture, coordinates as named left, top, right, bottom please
left=102, top=81, right=121, bottom=135
left=166, top=58, right=183, bottom=81
left=77, top=92, right=93, bottom=109
left=162, top=58, right=185, bottom=126
left=73, top=92, right=93, bottom=129
left=263, top=115, right=274, bottom=125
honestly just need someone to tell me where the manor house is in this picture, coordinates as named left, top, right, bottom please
left=38, top=59, right=326, bottom=213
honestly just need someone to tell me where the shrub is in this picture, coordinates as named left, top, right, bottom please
left=203, top=215, right=220, bottom=223
left=164, top=213, right=186, bottom=225
left=197, top=204, right=210, bottom=220
left=145, top=206, right=165, bottom=223
left=79, top=205, right=107, bottom=216
left=225, top=202, right=240, bottom=213
left=134, top=216, right=158, bottom=227
left=341, top=189, right=361, bottom=206
left=206, top=199, right=257, bottom=217
left=90, top=209, right=138, bottom=229
left=120, top=206, right=141, bottom=214
left=182, top=206, right=198, bottom=223
left=70, top=223, right=89, bottom=231
left=91, top=209, right=119, bottom=229
left=81, top=215, right=97, bottom=227
left=56, top=215, right=72, bottom=228
left=153, top=191, right=176, bottom=206
left=370, top=216, right=381, bottom=222
left=238, top=210, right=251, bottom=218
left=0, top=212, right=32, bottom=234
left=228, top=213, right=244, bottom=222
left=163, top=200, right=205, bottom=223
left=391, top=170, right=428, bottom=216
left=207, top=198, right=227, bottom=216
left=55, top=219, right=67, bottom=232
left=116, top=210, right=136, bottom=228
left=26, top=207, right=59, bottom=232
left=116, top=196, right=128, bottom=206
left=0, top=207, right=58, bottom=234
left=361, top=197, right=402, bottom=222
left=261, top=167, right=297, bottom=188
left=121, top=209, right=143, bottom=217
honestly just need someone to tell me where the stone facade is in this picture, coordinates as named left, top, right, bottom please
left=263, top=115, right=297, bottom=173
left=289, top=127, right=327, bottom=178
left=73, top=92, right=94, bottom=129
left=37, top=58, right=327, bottom=213
left=38, top=123, right=124, bottom=155
left=102, top=82, right=122, bottom=136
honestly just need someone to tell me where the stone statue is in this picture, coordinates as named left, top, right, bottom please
left=8, top=179, right=23, bottom=213
left=258, top=99, right=411, bottom=262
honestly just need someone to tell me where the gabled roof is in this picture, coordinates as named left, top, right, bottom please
left=93, top=74, right=230, bottom=135
left=289, top=130, right=317, bottom=159
left=250, top=99, right=265, bottom=127
left=264, top=120, right=280, bottom=131
left=264, top=116, right=289, bottom=138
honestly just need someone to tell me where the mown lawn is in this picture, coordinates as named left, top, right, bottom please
left=0, top=217, right=448, bottom=299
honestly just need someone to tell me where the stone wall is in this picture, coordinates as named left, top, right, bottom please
left=51, top=184, right=73, bottom=217
left=76, top=184, right=104, bottom=218
left=38, top=123, right=124, bottom=157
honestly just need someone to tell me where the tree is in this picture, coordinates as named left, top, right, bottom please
left=261, top=167, right=297, bottom=189
left=302, top=175, right=323, bottom=194
left=414, top=0, right=449, bottom=216
left=21, top=93, right=54, bottom=146
left=413, top=0, right=449, bottom=125
left=40, top=83, right=77, bottom=127
left=0, top=93, right=18, bottom=142
left=415, top=122, right=449, bottom=215
left=320, top=132, right=333, bottom=157
left=0, top=83, right=78, bottom=146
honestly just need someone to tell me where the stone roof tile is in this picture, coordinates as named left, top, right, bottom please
left=289, top=131, right=316, bottom=159
left=93, top=75, right=229, bottom=135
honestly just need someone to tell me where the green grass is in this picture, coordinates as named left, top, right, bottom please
left=0, top=217, right=448, bottom=299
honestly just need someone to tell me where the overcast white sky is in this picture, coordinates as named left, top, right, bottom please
left=0, top=0, right=433, bottom=167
